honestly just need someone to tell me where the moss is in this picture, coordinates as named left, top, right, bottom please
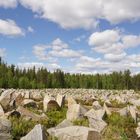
left=73, top=118, right=89, bottom=127
left=103, top=112, right=137, bottom=140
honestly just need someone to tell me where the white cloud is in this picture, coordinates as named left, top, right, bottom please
left=0, top=0, right=17, bottom=8
left=0, top=48, right=6, bottom=57
left=89, top=29, right=140, bottom=62
left=48, top=63, right=61, bottom=69
left=122, top=35, right=140, bottom=48
left=0, top=19, right=24, bottom=37
left=17, top=62, right=45, bottom=69
left=33, top=38, right=82, bottom=60
left=27, top=26, right=34, bottom=33
left=19, top=0, right=140, bottom=29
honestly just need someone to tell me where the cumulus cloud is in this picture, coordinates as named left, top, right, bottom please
left=33, top=38, right=82, bottom=60
left=0, top=19, right=24, bottom=37
left=19, top=0, right=140, bottom=29
left=89, top=29, right=140, bottom=62
left=0, top=0, right=17, bottom=8
left=0, top=48, right=6, bottom=58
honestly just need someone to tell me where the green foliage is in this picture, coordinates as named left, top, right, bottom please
left=0, top=57, right=140, bottom=89
left=43, top=107, right=67, bottom=128
left=73, top=118, right=89, bottom=127
left=10, top=117, right=36, bottom=140
left=110, top=100, right=127, bottom=108
left=103, top=112, right=137, bottom=140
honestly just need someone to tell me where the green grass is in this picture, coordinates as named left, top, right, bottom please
left=10, top=117, right=36, bottom=140
left=73, top=118, right=89, bottom=127
left=102, top=112, right=137, bottom=140
left=110, top=100, right=127, bottom=108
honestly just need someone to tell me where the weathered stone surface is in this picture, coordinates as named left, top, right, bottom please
left=22, top=99, right=37, bottom=108
left=0, top=118, right=11, bottom=133
left=85, top=108, right=105, bottom=120
left=67, top=96, right=77, bottom=108
left=5, top=110, right=21, bottom=118
left=17, top=106, right=43, bottom=121
left=136, top=122, right=140, bottom=138
left=43, top=95, right=59, bottom=112
left=117, top=107, right=128, bottom=116
left=67, top=104, right=87, bottom=121
left=104, top=103, right=111, bottom=116
left=56, top=94, right=65, bottom=107
left=0, top=133, right=12, bottom=140
left=92, top=101, right=102, bottom=110
left=0, top=104, right=4, bottom=117
left=88, top=118, right=107, bottom=133
left=0, top=89, right=14, bottom=110
left=48, top=126, right=101, bottom=140
left=21, top=124, right=47, bottom=140
left=30, top=92, right=42, bottom=101
left=128, top=106, right=137, bottom=122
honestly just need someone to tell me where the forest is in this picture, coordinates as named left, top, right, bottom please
left=0, top=57, right=140, bottom=90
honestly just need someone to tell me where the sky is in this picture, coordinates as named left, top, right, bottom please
left=0, top=0, right=140, bottom=74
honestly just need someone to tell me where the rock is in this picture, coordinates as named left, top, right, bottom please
left=56, top=94, right=65, bottom=107
left=136, top=122, right=140, bottom=137
left=104, top=103, right=111, bottom=116
left=22, top=99, right=37, bottom=108
left=88, top=118, right=107, bottom=133
left=5, top=110, right=21, bottom=118
left=24, top=91, right=30, bottom=99
left=92, top=101, right=102, bottom=110
left=30, top=92, right=42, bottom=101
left=128, top=106, right=137, bottom=122
left=67, top=104, right=87, bottom=121
left=48, top=126, right=101, bottom=140
left=21, top=124, right=47, bottom=140
left=117, top=107, right=128, bottom=116
left=85, top=108, right=105, bottom=120
left=0, top=104, right=4, bottom=117
left=17, top=106, right=43, bottom=121
left=48, top=119, right=73, bottom=135
left=129, top=99, right=140, bottom=106
left=0, top=118, right=11, bottom=133
left=0, top=133, right=12, bottom=140
left=43, top=95, right=59, bottom=112
left=0, top=89, right=14, bottom=110
left=67, top=96, right=77, bottom=108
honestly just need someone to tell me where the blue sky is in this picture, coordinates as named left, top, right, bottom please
left=0, top=0, right=140, bottom=74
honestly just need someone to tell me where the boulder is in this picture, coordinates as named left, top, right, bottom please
left=22, top=99, right=37, bottom=108
left=48, top=126, right=101, bottom=140
left=0, top=118, right=11, bottom=133
left=67, top=104, right=87, bottom=121
left=67, top=96, right=77, bottom=108
left=17, top=106, right=43, bottom=121
left=56, top=94, right=65, bottom=107
left=128, top=106, right=137, bottom=122
left=30, top=92, right=42, bottom=101
left=0, top=104, right=4, bottom=117
left=0, top=90, right=14, bottom=110
left=92, top=101, right=102, bottom=110
left=85, top=108, right=105, bottom=120
left=0, top=118, right=12, bottom=140
left=43, top=95, right=59, bottom=112
left=5, top=110, right=21, bottom=118
left=117, top=107, right=128, bottom=116
left=104, top=103, right=111, bottom=116
left=136, top=122, right=140, bottom=138
left=88, top=118, right=107, bottom=133
left=21, top=124, right=47, bottom=140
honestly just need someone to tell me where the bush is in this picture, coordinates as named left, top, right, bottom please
left=10, top=117, right=36, bottom=140
left=73, top=118, right=89, bottom=127
left=103, top=112, right=137, bottom=140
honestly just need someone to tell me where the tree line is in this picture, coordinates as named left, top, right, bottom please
left=0, top=57, right=140, bottom=90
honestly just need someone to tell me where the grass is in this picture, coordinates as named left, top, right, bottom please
left=110, top=100, right=127, bottom=108
left=10, top=117, right=36, bottom=140
left=10, top=107, right=67, bottom=139
left=102, top=112, right=137, bottom=140
left=73, top=118, right=89, bottom=127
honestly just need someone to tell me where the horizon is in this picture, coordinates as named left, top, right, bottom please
left=0, top=0, right=140, bottom=74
